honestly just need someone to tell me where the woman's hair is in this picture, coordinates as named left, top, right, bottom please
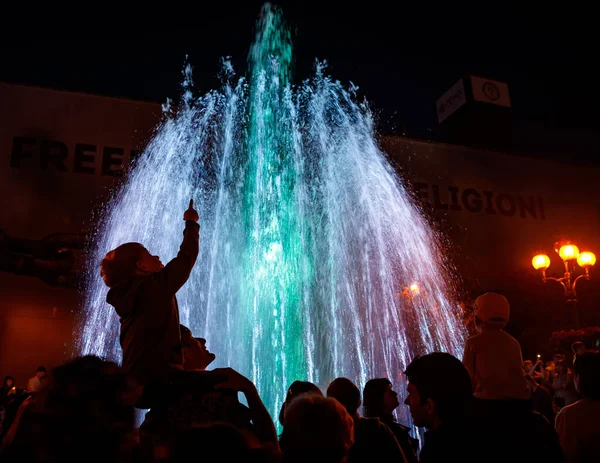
left=283, top=395, right=354, bottom=463
left=278, top=380, right=322, bottom=426
left=2, top=375, right=14, bottom=388
left=362, top=377, right=392, bottom=418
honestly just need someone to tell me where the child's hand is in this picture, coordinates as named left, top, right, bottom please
left=183, top=199, right=199, bottom=222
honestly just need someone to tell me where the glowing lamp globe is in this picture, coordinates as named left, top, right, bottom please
left=577, top=251, right=596, bottom=268
left=532, top=254, right=550, bottom=271
left=559, top=244, right=579, bottom=261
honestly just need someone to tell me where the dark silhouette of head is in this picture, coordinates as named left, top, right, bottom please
left=32, top=355, right=135, bottom=461
left=363, top=377, right=396, bottom=417
left=2, top=375, right=14, bottom=388
left=283, top=394, right=354, bottom=463
left=278, top=380, right=322, bottom=426
left=327, top=377, right=361, bottom=417
left=404, top=352, right=473, bottom=428
left=574, top=351, right=600, bottom=400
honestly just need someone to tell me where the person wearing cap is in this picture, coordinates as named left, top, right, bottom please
left=461, top=292, right=530, bottom=401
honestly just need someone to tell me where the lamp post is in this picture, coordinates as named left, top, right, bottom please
left=532, top=243, right=596, bottom=329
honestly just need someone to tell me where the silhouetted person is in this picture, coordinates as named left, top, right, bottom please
left=0, top=376, right=15, bottom=410
left=404, top=352, right=476, bottom=462
left=283, top=394, right=354, bottom=463
left=552, top=353, right=578, bottom=407
left=278, top=380, right=323, bottom=453
left=140, top=326, right=279, bottom=460
left=555, top=351, right=600, bottom=462
left=100, top=199, right=199, bottom=398
left=462, top=293, right=529, bottom=401
left=363, top=378, right=419, bottom=461
left=26, top=366, right=47, bottom=393
left=180, top=324, right=216, bottom=371
left=2, top=356, right=135, bottom=462
left=526, top=375, right=555, bottom=425
left=278, top=380, right=323, bottom=427
left=327, top=377, right=409, bottom=463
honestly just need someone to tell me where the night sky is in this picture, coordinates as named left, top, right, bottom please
left=1, top=2, right=598, bottom=164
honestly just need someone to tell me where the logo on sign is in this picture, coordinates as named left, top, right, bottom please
left=482, top=82, right=500, bottom=101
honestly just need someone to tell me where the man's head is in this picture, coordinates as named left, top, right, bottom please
left=573, top=351, right=600, bottom=400
left=474, top=292, right=510, bottom=329
left=180, top=325, right=215, bottom=370
left=404, top=352, right=473, bottom=430
left=36, top=366, right=47, bottom=380
left=362, top=377, right=399, bottom=417
left=327, top=377, right=361, bottom=418
left=32, top=356, right=134, bottom=461
left=100, top=242, right=163, bottom=288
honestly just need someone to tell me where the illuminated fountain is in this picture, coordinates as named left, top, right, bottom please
left=79, top=4, right=465, bottom=423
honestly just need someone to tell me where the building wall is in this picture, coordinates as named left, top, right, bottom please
left=1, top=82, right=598, bottom=383
left=382, top=137, right=600, bottom=356
left=0, top=83, right=161, bottom=385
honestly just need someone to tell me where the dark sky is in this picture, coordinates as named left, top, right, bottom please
left=1, top=2, right=598, bottom=163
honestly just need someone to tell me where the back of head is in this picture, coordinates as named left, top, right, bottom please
left=279, top=380, right=322, bottom=426
left=327, top=377, right=361, bottom=416
left=362, top=378, right=391, bottom=418
left=33, top=355, right=135, bottom=460
left=574, top=351, right=600, bottom=400
left=404, top=352, right=473, bottom=423
left=283, top=395, right=354, bottom=463
left=475, top=292, right=510, bottom=326
left=100, top=242, right=144, bottom=287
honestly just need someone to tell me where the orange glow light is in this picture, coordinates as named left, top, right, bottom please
left=532, top=254, right=550, bottom=271
left=577, top=251, right=596, bottom=268
left=558, top=244, right=579, bottom=261
left=409, top=283, right=420, bottom=295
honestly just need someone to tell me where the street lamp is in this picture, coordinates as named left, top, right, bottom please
left=532, top=242, right=596, bottom=329
left=399, top=282, right=421, bottom=300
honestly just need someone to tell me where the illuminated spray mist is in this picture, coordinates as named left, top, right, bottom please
left=79, top=4, right=465, bottom=423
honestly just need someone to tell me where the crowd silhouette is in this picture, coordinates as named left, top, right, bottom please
left=1, top=200, right=599, bottom=462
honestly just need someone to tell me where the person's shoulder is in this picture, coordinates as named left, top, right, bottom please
left=498, top=330, right=522, bottom=346
left=556, top=399, right=581, bottom=420
left=356, top=417, right=386, bottom=433
left=561, top=398, right=589, bottom=414
left=465, top=332, right=483, bottom=344
left=356, top=416, right=381, bottom=427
